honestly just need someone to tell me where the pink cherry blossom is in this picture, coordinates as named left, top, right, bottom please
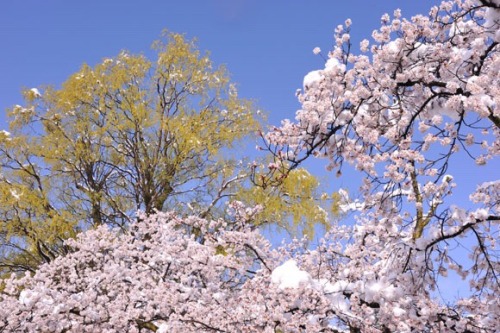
left=1, top=1, right=498, bottom=332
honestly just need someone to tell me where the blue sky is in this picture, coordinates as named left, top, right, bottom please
left=1, top=0, right=436, bottom=128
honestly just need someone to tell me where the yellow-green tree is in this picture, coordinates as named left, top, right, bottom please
left=0, top=33, right=336, bottom=275
left=241, top=163, right=337, bottom=238
left=0, top=33, right=262, bottom=273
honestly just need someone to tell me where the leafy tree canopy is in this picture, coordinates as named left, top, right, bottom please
left=0, top=32, right=332, bottom=275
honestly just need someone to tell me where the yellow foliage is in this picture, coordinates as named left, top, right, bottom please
left=237, top=165, right=340, bottom=239
left=0, top=32, right=338, bottom=274
left=0, top=32, right=260, bottom=274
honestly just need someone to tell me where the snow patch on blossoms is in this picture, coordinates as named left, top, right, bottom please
left=303, top=70, right=323, bottom=90
left=484, top=3, right=500, bottom=41
left=271, top=260, right=353, bottom=315
left=337, top=188, right=365, bottom=213
left=271, top=259, right=311, bottom=289
left=30, top=88, right=41, bottom=97
left=325, top=57, right=346, bottom=73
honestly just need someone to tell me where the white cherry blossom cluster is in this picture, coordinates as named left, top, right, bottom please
left=261, top=0, right=499, bottom=331
left=2, top=208, right=497, bottom=332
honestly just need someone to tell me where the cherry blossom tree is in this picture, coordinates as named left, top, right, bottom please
left=0, top=0, right=499, bottom=332
left=260, top=0, right=499, bottom=331
left=0, top=206, right=346, bottom=332
left=0, top=206, right=263, bottom=332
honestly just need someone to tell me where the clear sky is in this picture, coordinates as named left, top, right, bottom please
left=1, top=0, right=437, bottom=128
